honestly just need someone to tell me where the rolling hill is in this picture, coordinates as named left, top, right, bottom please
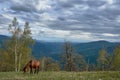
left=0, top=35, right=120, bottom=64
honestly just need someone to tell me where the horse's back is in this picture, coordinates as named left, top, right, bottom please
left=35, top=60, right=40, bottom=67
left=31, top=60, right=40, bottom=67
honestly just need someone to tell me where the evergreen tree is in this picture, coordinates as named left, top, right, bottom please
left=61, top=42, right=87, bottom=71
left=62, top=42, right=74, bottom=71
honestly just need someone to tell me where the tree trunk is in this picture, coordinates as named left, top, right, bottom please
left=15, top=38, right=18, bottom=72
left=18, top=53, right=22, bottom=72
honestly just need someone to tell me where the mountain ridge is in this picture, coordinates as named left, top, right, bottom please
left=0, top=35, right=120, bottom=64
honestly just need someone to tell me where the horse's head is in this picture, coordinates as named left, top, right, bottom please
left=23, top=67, right=28, bottom=73
left=23, top=61, right=31, bottom=73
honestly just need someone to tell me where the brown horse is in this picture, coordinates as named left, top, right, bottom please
left=23, top=60, right=40, bottom=74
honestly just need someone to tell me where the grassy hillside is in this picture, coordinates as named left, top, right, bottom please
left=0, top=71, right=120, bottom=80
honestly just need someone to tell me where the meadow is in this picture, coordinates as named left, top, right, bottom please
left=0, top=71, right=120, bottom=80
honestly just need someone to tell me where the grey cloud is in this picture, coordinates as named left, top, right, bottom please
left=0, top=0, right=120, bottom=42
left=0, top=0, right=11, bottom=3
left=9, top=0, right=37, bottom=13
left=93, top=33, right=120, bottom=40
left=10, top=5, right=37, bottom=12
left=57, top=0, right=106, bottom=9
left=50, top=0, right=120, bottom=32
left=0, top=15, right=11, bottom=24
left=9, top=0, right=50, bottom=13
left=57, top=1, right=74, bottom=8
left=57, top=17, right=66, bottom=21
left=114, top=0, right=120, bottom=5
left=86, top=0, right=106, bottom=7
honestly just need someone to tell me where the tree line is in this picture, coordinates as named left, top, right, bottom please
left=0, top=17, right=120, bottom=72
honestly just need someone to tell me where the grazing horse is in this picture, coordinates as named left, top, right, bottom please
left=23, top=60, right=40, bottom=74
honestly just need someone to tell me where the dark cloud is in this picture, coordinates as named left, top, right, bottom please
left=0, top=0, right=120, bottom=42
left=47, top=0, right=120, bottom=32
left=9, top=0, right=37, bottom=13
left=86, top=0, right=106, bottom=7
left=57, top=1, right=74, bottom=8
left=0, top=0, right=10, bottom=2
left=10, top=5, right=37, bottom=12
left=57, top=17, right=66, bottom=21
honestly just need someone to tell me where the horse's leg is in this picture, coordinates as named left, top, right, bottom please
left=30, top=68, right=31, bottom=74
left=30, top=67, right=33, bottom=74
left=34, top=67, right=36, bottom=74
left=37, top=66, right=39, bottom=74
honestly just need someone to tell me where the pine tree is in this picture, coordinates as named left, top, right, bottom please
left=63, top=42, right=73, bottom=71
left=61, top=42, right=86, bottom=71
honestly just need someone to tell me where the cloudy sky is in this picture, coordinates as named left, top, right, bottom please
left=0, top=0, right=120, bottom=42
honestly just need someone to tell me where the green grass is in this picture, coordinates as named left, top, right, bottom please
left=0, top=71, right=120, bottom=80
